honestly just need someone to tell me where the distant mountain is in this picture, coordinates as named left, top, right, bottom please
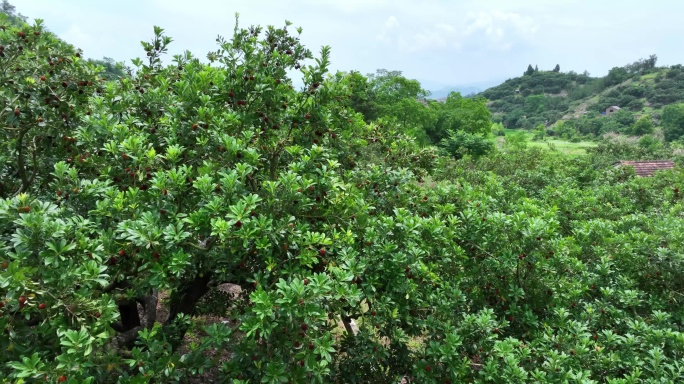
left=428, top=78, right=507, bottom=100
left=429, top=85, right=483, bottom=99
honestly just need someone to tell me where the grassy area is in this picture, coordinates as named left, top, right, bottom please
left=500, top=129, right=598, bottom=155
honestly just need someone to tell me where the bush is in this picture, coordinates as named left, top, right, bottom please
left=4, top=11, right=684, bottom=384
left=440, top=130, right=494, bottom=159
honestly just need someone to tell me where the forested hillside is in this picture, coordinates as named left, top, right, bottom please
left=1, top=2, right=684, bottom=384
left=480, top=56, right=684, bottom=138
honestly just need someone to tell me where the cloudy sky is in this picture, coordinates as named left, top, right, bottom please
left=16, top=0, right=684, bottom=92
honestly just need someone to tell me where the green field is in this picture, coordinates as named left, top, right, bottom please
left=501, top=129, right=598, bottom=155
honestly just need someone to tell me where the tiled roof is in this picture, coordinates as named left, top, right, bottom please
left=613, top=160, right=675, bottom=177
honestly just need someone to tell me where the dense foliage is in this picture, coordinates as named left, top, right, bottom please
left=2, top=7, right=684, bottom=384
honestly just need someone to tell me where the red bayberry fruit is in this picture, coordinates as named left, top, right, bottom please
left=18, top=296, right=26, bottom=304
left=426, top=365, right=431, bottom=372
left=39, top=303, right=46, bottom=309
left=301, top=323, right=308, bottom=332
left=58, top=376, right=67, bottom=383
left=14, top=108, right=20, bottom=116
left=235, top=221, right=242, bottom=229
left=119, top=250, right=125, bottom=257
left=319, top=248, right=326, bottom=256
left=303, top=278, right=309, bottom=285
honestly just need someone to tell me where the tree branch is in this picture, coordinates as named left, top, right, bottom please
left=15, top=127, right=31, bottom=194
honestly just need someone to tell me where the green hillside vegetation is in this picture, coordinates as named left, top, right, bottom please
left=480, top=56, right=684, bottom=143
left=4, top=2, right=684, bottom=383
left=498, top=129, right=597, bottom=156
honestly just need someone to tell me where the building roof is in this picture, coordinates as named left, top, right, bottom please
left=613, top=160, right=675, bottom=177
left=607, top=106, right=621, bottom=110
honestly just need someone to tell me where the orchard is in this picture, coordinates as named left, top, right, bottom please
left=2, top=12, right=684, bottom=384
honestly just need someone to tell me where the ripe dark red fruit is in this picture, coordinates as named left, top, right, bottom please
left=303, top=278, right=309, bottom=285
left=62, top=81, right=68, bottom=88
left=235, top=221, right=242, bottom=229
left=426, top=365, right=431, bottom=372
left=0, top=261, right=7, bottom=269
left=58, top=376, right=67, bottom=383
left=192, top=123, right=198, bottom=130
left=14, top=108, right=20, bottom=116
left=305, top=114, right=311, bottom=119
left=17, top=31, right=25, bottom=38
left=18, top=296, right=26, bottom=305
left=118, top=250, right=125, bottom=257
left=371, top=311, right=376, bottom=316
left=38, top=303, right=46, bottom=309
left=301, top=323, right=308, bottom=332
left=319, top=248, right=326, bottom=256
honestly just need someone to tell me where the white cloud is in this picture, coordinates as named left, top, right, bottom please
left=372, top=8, right=538, bottom=54
left=462, top=11, right=538, bottom=49
left=377, top=15, right=399, bottom=42
left=15, top=0, right=684, bottom=91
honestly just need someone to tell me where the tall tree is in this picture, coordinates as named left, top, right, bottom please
left=662, top=103, right=684, bottom=142
left=553, top=64, right=560, bottom=72
left=524, top=64, right=535, bottom=76
left=366, top=69, right=435, bottom=142
left=427, top=92, right=491, bottom=143
left=0, top=0, right=26, bottom=24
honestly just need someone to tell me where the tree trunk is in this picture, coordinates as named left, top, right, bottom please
left=164, top=273, right=213, bottom=350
